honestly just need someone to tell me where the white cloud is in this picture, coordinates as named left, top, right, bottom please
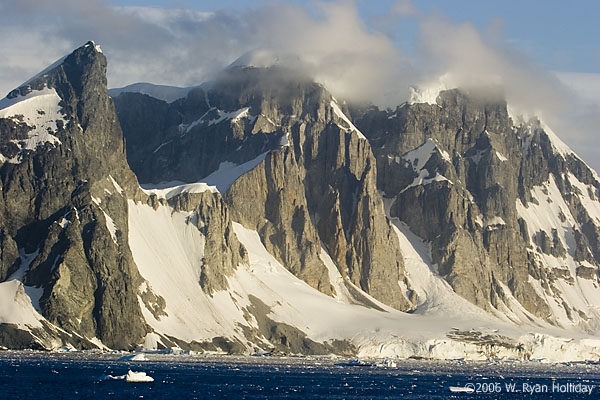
left=0, top=1, right=416, bottom=107
left=556, top=72, right=600, bottom=106
left=411, top=12, right=600, bottom=172
left=0, top=0, right=597, bottom=172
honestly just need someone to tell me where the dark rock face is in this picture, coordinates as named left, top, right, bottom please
left=0, top=42, right=147, bottom=349
left=352, top=89, right=600, bottom=324
left=115, top=66, right=415, bottom=311
left=226, top=148, right=335, bottom=296
left=0, top=229, right=19, bottom=281
left=351, top=92, right=534, bottom=314
left=112, top=70, right=283, bottom=184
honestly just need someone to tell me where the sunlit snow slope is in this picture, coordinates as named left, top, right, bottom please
left=126, top=188, right=600, bottom=361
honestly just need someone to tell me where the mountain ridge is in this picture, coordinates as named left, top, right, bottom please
left=1, top=43, right=600, bottom=361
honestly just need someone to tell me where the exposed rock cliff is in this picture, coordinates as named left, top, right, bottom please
left=0, top=42, right=149, bottom=349
left=0, top=43, right=248, bottom=350
left=115, top=66, right=416, bottom=311
left=352, top=89, right=600, bottom=329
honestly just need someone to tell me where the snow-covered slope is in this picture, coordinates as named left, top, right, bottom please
left=139, top=151, right=269, bottom=197
left=397, top=138, right=452, bottom=192
left=516, top=174, right=600, bottom=330
left=330, top=99, right=367, bottom=139
left=0, top=86, right=66, bottom=163
left=124, top=193, right=600, bottom=361
left=128, top=200, right=239, bottom=343
left=0, top=280, right=44, bottom=329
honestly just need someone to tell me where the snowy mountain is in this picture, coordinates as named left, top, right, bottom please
left=352, top=89, right=600, bottom=331
left=1, top=42, right=600, bottom=361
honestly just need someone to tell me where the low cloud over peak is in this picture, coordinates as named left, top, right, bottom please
left=0, top=0, right=598, bottom=171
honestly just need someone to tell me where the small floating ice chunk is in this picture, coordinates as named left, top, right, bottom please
left=99, top=369, right=154, bottom=382
left=99, top=374, right=124, bottom=381
left=126, top=370, right=154, bottom=382
left=449, top=386, right=474, bottom=393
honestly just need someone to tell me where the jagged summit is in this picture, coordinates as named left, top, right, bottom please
left=3, top=41, right=103, bottom=101
left=0, top=40, right=121, bottom=167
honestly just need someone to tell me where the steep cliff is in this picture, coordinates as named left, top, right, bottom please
left=0, top=43, right=248, bottom=351
left=115, top=66, right=416, bottom=312
left=0, top=42, right=149, bottom=349
left=353, top=89, right=600, bottom=329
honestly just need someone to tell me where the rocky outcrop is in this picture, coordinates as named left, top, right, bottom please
left=116, top=66, right=415, bottom=311
left=0, top=42, right=148, bottom=349
left=353, top=89, right=600, bottom=326
left=226, top=148, right=334, bottom=296
left=0, top=229, right=19, bottom=281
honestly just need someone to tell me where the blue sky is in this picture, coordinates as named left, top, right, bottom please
left=389, top=0, right=599, bottom=74
left=106, top=0, right=600, bottom=74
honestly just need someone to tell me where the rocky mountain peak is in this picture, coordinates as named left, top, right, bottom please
left=0, top=41, right=147, bottom=349
left=202, top=63, right=320, bottom=114
left=6, top=40, right=104, bottom=100
left=353, top=88, right=600, bottom=329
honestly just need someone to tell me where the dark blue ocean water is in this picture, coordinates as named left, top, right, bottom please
left=0, top=352, right=599, bottom=399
